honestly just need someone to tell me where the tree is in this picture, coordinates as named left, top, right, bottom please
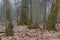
left=46, top=0, right=60, bottom=30
left=18, top=0, right=28, bottom=25
left=28, top=0, right=40, bottom=29
left=3, top=0, right=14, bottom=36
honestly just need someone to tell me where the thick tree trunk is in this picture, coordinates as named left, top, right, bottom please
left=28, top=0, right=40, bottom=29
left=3, top=0, right=14, bottom=36
left=18, top=0, right=28, bottom=25
left=46, top=0, right=59, bottom=30
left=3, top=0, right=11, bottom=21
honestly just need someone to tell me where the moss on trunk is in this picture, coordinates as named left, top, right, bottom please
left=5, top=21, right=14, bottom=36
left=18, top=9, right=28, bottom=25
left=46, top=0, right=59, bottom=30
left=18, top=0, right=28, bottom=25
left=3, top=0, right=14, bottom=36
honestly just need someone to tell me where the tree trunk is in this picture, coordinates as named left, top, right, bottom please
left=3, top=0, right=11, bottom=21
left=46, top=0, right=59, bottom=30
left=3, top=0, right=14, bottom=36
left=18, top=0, right=28, bottom=25
left=43, top=0, right=46, bottom=29
left=28, top=0, right=40, bottom=29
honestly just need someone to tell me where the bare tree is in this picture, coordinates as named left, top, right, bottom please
left=46, top=0, right=60, bottom=30
left=28, top=0, right=40, bottom=29
left=18, top=0, right=28, bottom=25
left=3, top=0, right=14, bottom=36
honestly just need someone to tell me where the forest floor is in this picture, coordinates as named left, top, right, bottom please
left=0, top=23, right=60, bottom=40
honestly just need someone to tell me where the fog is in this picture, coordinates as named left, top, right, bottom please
left=0, top=0, right=60, bottom=22
left=9, top=0, right=22, bottom=22
left=0, top=0, right=52, bottom=22
left=0, top=0, right=22, bottom=22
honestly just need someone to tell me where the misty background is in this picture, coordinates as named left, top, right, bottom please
left=0, top=0, right=60, bottom=22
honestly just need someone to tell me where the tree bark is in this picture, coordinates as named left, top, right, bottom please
left=18, top=0, right=28, bottom=25
left=46, top=0, right=59, bottom=30
left=28, top=0, right=40, bottom=29
left=3, top=0, right=14, bottom=36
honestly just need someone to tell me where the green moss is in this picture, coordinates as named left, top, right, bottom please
left=5, top=21, right=14, bottom=36
left=17, top=0, right=28, bottom=25
left=46, top=0, right=59, bottom=30
left=4, top=0, right=14, bottom=36
left=18, top=10, right=28, bottom=25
